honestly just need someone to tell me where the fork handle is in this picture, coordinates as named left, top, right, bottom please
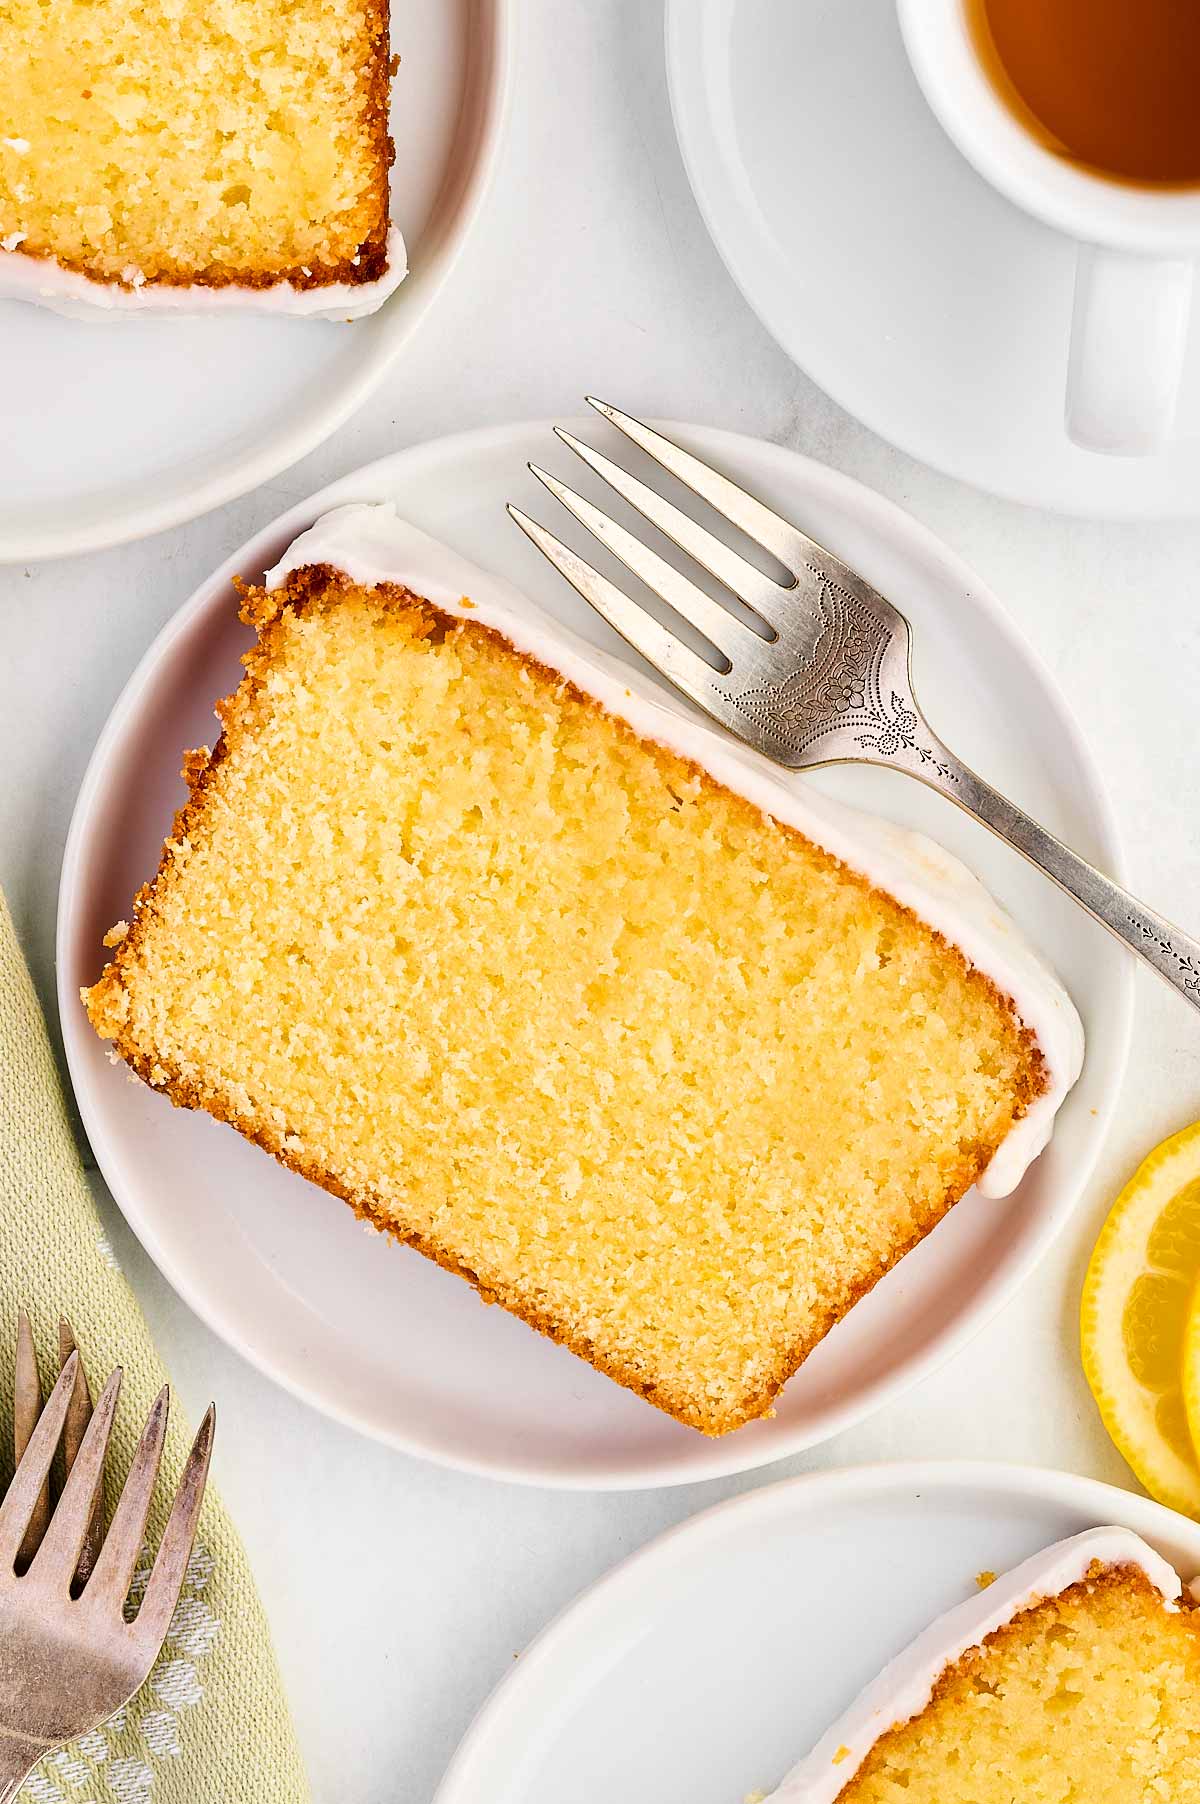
left=926, top=750, right=1200, bottom=1010
left=0, top=1738, right=41, bottom=1802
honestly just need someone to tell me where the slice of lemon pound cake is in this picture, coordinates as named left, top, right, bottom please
left=0, top=0, right=399, bottom=312
left=775, top=1529, right=1200, bottom=1803
left=83, top=507, right=1081, bottom=1436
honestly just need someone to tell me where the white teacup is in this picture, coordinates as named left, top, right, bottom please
left=897, top=0, right=1200, bottom=456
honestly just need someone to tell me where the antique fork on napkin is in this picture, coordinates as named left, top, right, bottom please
left=0, top=1315, right=214, bottom=1800
left=510, top=400, right=1200, bottom=1010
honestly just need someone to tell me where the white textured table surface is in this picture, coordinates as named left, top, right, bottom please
left=4, top=5, right=1200, bottom=1800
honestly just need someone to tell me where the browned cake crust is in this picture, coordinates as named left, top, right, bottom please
left=85, top=567, right=1048, bottom=1435
left=838, top=1563, right=1200, bottom=1801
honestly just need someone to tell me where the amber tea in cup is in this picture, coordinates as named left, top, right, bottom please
left=965, top=0, right=1200, bottom=187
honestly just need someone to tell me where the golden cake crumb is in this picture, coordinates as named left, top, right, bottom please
left=833, top=1567, right=1200, bottom=1802
left=83, top=565, right=1046, bottom=1435
left=0, top=0, right=392, bottom=289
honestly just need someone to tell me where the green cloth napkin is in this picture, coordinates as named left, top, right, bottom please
left=0, top=889, right=310, bottom=1804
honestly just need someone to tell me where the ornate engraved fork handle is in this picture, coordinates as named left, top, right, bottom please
left=903, top=737, right=1200, bottom=1011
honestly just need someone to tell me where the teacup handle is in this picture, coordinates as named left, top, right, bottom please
left=1066, top=245, right=1193, bottom=455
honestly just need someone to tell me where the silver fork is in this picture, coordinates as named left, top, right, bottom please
left=0, top=1318, right=214, bottom=1799
left=509, top=400, right=1200, bottom=1011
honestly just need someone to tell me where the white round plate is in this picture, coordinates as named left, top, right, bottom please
left=58, top=419, right=1131, bottom=1490
left=433, top=1463, right=1200, bottom=1804
left=666, top=0, right=1200, bottom=519
left=0, top=0, right=514, bottom=564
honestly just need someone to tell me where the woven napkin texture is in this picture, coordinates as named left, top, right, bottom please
left=0, top=889, right=310, bottom=1804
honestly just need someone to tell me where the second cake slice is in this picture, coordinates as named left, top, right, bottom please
left=0, top=0, right=400, bottom=313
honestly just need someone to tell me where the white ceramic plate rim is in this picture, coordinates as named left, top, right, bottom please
left=0, top=0, right=517, bottom=566
left=432, top=1461, right=1193, bottom=1804
left=663, top=1, right=1200, bottom=520
left=57, top=420, right=1133, bottom=1489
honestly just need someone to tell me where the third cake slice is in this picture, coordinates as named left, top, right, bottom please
left=83, top=504, right=1083, bottom=1435
left=774, top=1528, right=1200, bottom=1801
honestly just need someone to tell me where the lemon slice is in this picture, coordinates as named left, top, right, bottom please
left=1081, top=1122, right=1200, bottom=1517
left=1180, top=1252, right=1200, bottom=1471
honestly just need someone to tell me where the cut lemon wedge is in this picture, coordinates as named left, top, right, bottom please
left=1081, top=1122, right=1200, bottom=1517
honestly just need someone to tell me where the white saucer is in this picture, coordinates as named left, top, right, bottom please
left=433, top=1463, right=1200, bottom=1804
left=667, top=0, right=1200, bottom=518
left=0, top=0, right=514, bottom=564
left=58, top=419, right=1130, bottom=1490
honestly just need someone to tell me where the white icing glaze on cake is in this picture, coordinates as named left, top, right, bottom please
left=265, top=501, right=1086, bottom=1198
left=769, top=1527, right=1182, bottom=1804
left=0, top=224, right=406, bottom=320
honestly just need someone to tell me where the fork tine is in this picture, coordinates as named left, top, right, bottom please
left=0, top=1352, right=79, bottom=1568
left=85, top=1385, right=169, bottom=1607
left=58, top=1320, right=103, bottom=1585
left=14, top=1312, right=49, bottom=1569
left=128, top=1406, right=214, bottom=1649
left=29, top=1367, right=121, bottom=1587
left=526, top=465, right=757, bottom=667
left=59, top=1320, right=92, bottom=1467
left=554, top=427, right=794, bottom=628
left=14, top=1314, right=41, bottom=1459
left=586, top=399, right=814, bottom=573
left=508, top=505, right=733, bottom=714
left=553, top=429, right=788, bottom=632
